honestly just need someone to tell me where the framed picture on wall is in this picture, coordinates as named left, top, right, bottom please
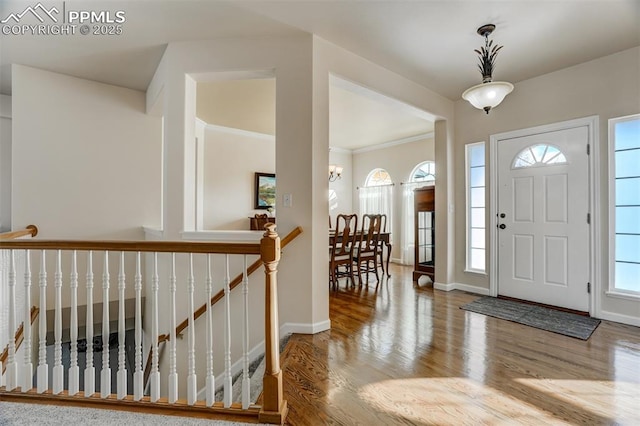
left=254, top=172, right=276, bottom=209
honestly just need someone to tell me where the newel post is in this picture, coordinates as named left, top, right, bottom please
left=259, top=224, right=288, bottom=424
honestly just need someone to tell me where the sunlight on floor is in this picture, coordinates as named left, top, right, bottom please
left=514, top=378, right=640, bottom=423
left=357, top=377, right=608, bottom=425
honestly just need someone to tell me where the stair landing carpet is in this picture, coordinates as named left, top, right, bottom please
left=0, top=401, right=269, bottom=425
left=460, top=296, right=601, bottom=340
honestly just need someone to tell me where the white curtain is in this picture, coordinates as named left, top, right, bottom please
left=401, top=182, right=434, bottom=265
left=358, top=185, right=393, bottom=241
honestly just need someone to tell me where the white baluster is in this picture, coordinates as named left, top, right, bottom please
left=69, top=251, right=79, bottom=396
left=117, top=251, right=127, bottom=400
left=150, top=252, right=160, bottom=402
left=52, top=250, right=63, bottom=394
left=168, top=253, right=178, bottom=404
left=22, top=250, right=33, bottom=392
left=85, top=251, right=95, bottom=397
left=37, top=250, right=48, bottom=393
left=6, top=250, right=18, bottom=390
left=223, top=254, right=232, bottom=408
left=242, top=255, right=250, bottom=409
left=101, top=252, right=111, bottom=398
left=133, top=252, right=143, bottom=401
left=205, top=254, right=215, bottom=407
left=187, top=253, right=197, bottom=406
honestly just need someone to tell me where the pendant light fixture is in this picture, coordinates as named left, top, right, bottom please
left=462, top=24, right=514, bottom=114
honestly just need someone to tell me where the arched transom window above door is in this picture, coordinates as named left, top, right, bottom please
left=512, top=144, right=567, bottom=169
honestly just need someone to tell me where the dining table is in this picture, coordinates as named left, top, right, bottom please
left=329, top=230, right=392, bottom=277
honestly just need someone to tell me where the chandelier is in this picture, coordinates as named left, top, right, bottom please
left=462, top=24, right=514, bottom=114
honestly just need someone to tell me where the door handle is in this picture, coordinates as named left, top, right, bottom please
left=499, top=224, right=506, bottom=229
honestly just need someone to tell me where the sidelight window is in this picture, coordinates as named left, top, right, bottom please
left=609, top=114, right=640, bottom=295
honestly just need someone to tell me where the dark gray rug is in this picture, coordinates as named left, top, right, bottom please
left=460, top=296, right=601, bottom=340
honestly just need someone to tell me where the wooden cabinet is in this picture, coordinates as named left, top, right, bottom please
left=413, top=186, right=435, bottom=282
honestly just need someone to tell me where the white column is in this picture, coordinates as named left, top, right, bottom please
left=133, top=252, right=143, bottom=401
left=68, top=251, right=79, bottom=396
left=84, top=251, right=95, bottom=397
left=22, top=250, right=33, bottom=392
left=187, top=253, right=197, bottom=406
left=168, top=253, right=178, bottom=404
left=223, top=254, right=232, bottom=408
left=101, top=252, right=111, bottom=398
left=117, top=251, right=127, bottom=400
left=52, top=250, right=63, bottom=394
left=6, top=250, right=18, bottom=390
left=37, top=250, right=48, bottom=393
left=150, top=252, right=160, bottom=402
left=205, top=254, right=215, bottom=407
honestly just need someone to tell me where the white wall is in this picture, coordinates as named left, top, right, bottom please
left=352, top=137, right=435, bottom=261
left=11, top=65, right=162, bottom=310
left=454, top=46, right=640, bottom=325
left=328, top=148, right=352, bottom=226
left=202, top=125, right=275, bottom=230
left=0, top=94, right=11, bottom=231
left=12, top=65, right=162, bottom=240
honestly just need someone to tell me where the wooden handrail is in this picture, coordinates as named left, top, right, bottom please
left=143, top=226, right=303, bottom=387
left=1, top=306, right=39, bottom=373
left=0, top=239, right=261, bottom=255
left=0, top=225, right=38, bottom=240
left=171, top=226, right=302, bottom=341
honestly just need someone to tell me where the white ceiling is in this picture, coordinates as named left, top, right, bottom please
left=2, top=1, right=638, bottom=148
left=2, top=1, right=637, bottom=100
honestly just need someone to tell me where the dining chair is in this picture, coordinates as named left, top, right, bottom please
left=254, top=213, right=270, bottom=230
left=353, top=214, right=382, bottom=286
left=376, top=214, right=388, bottom=276
left=330, top=213, right=358, bottom=288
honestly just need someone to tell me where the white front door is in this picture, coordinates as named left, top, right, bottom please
left=497, top=126, right=590, bottom=311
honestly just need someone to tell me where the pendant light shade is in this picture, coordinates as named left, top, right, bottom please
left=463, top=24, right=513, bottom=114
left=462, top=81, right=514, bottom=114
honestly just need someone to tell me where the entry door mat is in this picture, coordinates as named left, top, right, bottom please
left=460, top=296, right=601, bottom=340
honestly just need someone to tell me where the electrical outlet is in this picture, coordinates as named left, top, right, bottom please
left=283, top=193, right=293, bottom=207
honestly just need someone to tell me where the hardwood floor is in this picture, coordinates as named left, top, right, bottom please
left=281, top=264, right=640, bottom=425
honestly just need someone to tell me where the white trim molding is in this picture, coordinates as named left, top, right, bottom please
left=280, top=320, right=331, bottom=335
left=598, top=310, right=640, bottom=327
left=181, top=230, right=263, bottom=242
left=433, top=282, right=491, bottom=296
left=353, top=132, right=434, bottom=154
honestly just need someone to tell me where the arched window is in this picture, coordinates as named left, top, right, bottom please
left=410, top=161, right=435, bottom=182
left=402, top=161, right=435, bottom=265
left=359, top=168, right=393, bottom=240
left=365, top=168, right=393, bottom=186
left=513, top=144, right=567, bottom=169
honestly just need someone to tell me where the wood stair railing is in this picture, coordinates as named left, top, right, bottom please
left=0, top=224, right=291, bottom=424
left=0, top=225, right=38, bottom=241
left=1, top=225, right=40, bottom=373
left=1, top=306, right=39, bottom=374
left=143, top=226, right=303, bottom=386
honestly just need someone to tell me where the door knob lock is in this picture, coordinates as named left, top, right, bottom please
left=499, top=224, right=506, bottom=229
left=500, top=213, right=506, bottom=218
